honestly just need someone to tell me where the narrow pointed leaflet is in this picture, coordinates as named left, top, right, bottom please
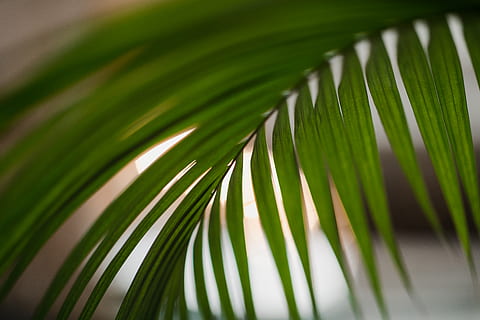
left=315, top=64, right=387, bottom=318
left=226, top=155, right=257, bottom=320
left=397, top=24, right=473, bottom=268
left=338, top=48, right=410, bottom=291
left=294, top=84, right=361, bottom=316
left=366, top=35, right=442, bottom=235
left=208, top=191, right=237, bottom=320
left=251, top=125, right=301, bottom=320
left=272, top=102, right=320, bottom=319
left=428, top=17, right=480, bottom=234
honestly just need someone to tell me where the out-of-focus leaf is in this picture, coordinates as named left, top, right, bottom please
left=0, top=0, right=463, bottom=130
left=461, top=13, right=480, bottom=86
left=26, top=85, right=273, bottom=318
left=225, top=155, right=257, bottom=320
left=0, top=1, right=478, bottom=319
left=114, top=161, right=230, bottom=320
left=61, top=146, right=243, bottom=320
left=208, top=191, right=236, bottom=320
left=8, top=76, right=286, bottom=313
left=193, top=221, right=214, bottom=320
left=160, top=251, right=188, bottom=320
left=0, top=67, right=296, bottom=277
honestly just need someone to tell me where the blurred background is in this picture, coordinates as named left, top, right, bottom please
left=1, top=0, right=479, bottom=319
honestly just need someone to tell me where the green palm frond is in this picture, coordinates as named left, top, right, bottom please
left=1, top=0, right=480, bottom=319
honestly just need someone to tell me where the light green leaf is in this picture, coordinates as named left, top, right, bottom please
left=251, top=125, right=301, bottom=320
left=428, top=17, right=480, bottom=233
left=366, top=35, right=442, bottom=234
left=338, top=48, right=410, bottom=290
left=272, top=102, right=319, bottom=319
left=315, top=65, right=387, bottom=318
left=294, top=85, right=361, bottom=316
left=397, top=24, right=473, bottom=266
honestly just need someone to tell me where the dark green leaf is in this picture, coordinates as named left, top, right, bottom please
left=0, top=2, right=479, bottom=319
left=114, top=161, right=230, bottom=320
left=8, top=76, right=287, bottom=314
left=225, top=155, right=257, bottom=320
left=208, top=191, right=237, bottom=320
left=159, top=251, right=188, bottom=320
left=193, top=221, right=214, bottom=320
left=28, top=86, right=272, bottom=318
left=461, top=13, right=480, bottom=86
left=61, top=146, right=244, bottom=319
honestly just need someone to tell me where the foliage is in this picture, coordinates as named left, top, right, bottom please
left=1, top=0, right=480, bottom=319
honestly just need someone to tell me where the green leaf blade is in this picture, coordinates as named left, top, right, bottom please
left=461, top=13, right=480, bottom=86
left=114, top=162, right=229, bottom=320
left=32, top=100, right=264, bottom=319
left=428, top=17, right=480, bottom=233
left=366, top=34, right=442, bottom=234
left=225, top=155, right=257, bottom=320
left=272, top=102, right=320, bottom=319
left=208, top=191, right=237, bottom=320
left=397, top=24, right=472, bottom=265
left=193, top=221, right=214, bottom=320
left=294, top=84, right=361, bottom=316
left=71, top=147, right=243, bottom=320
left=338, top=48, right=410, bottom=290
left=251, top=125, right=301, bottom=320
left=315, top=65, right=387, bottom=318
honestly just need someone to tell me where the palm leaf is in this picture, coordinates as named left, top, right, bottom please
left=397, top=23, right=473, bottom=267
left=208, top=191, right=236, bottom=320
left=1, top=0, right=480, bottom=319
left=365, top=34, right=443, bottom=235
left=428, top=17, right=480, bottom=234
left=193, top=220, right=214, bottom=320
left=272, top=102, right=320, bottom=318
left=294, top=85, right=361, bottom=315
left=316, top=64, right=387, bottom=317
left=339, top=47, right=410, bottom=291
left=251, top=125, right=301, bottom=320
left=225, top=155, right=257, bottom=319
